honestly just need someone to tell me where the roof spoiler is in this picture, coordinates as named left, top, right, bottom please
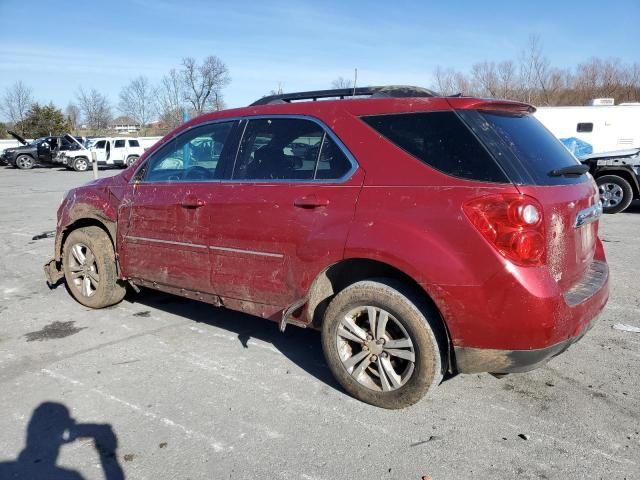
left=451, top=99, right=536, bottom=114
left=251, top=85, right=439, bottom=106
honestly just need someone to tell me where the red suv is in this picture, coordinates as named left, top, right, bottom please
left=45, top=86, right=609, bottom=409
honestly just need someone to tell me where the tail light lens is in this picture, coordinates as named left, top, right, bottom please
left=463, top=194, right=545, bottom=266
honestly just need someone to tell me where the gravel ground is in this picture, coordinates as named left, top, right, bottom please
left=0, top=166, right=638, bottom=480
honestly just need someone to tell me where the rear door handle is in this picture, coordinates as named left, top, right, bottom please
left=293, top=195, right=330, bottom=209
left=181, top=195, right=205, bottom=208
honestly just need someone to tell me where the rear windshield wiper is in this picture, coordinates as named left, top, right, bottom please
left=548, top=164, right=590, bottom=177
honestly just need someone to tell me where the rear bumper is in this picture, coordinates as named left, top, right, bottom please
left=449, top=259, right=608, bottom=374
left=454, top=313, right=597, bottom=373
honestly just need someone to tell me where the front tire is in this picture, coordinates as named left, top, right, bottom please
left=16, top=154, right=34, bottom=170
left=321, top=279, right=443, bottom=409
left=597, top=175, right=634, bottom=214
left=73, top=157, right=89, bottom=172
left=62, top=226, right=126, bottom=308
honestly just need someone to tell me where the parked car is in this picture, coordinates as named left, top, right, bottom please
left=1, top=131, right=86, bottom=169
left=578, top=148, right=640, bottom=213
left=60, top=136, right=144, bottom=171
left=44, top=86, right=609, bottom=408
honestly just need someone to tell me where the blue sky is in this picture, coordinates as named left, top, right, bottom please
left=0, top=0, right=638, bottom=118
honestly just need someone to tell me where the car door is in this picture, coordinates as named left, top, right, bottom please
left=93, top=140, right=107, bottom=162
left=117, top=120, right=239, bottom=293
left=205, top=116, right=364, bottom=307
left=37, top=137, right=54, bottom=162
left=113, top=139, right=126, bottom=162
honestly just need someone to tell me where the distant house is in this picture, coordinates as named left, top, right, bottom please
left=146, top=119, right=167, bottom=130
left=110, top=116, right=141, bottom=133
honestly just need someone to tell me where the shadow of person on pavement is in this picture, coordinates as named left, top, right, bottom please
left=0, top=402, right=125, bottom=480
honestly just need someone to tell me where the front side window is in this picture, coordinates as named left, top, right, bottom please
left=144, top=121, right=234, bottom=182
left=94, top=140, right=106, bottom=149
left=232, top=118, right=353, bottom=181
left=114, top=139, right=126, bottom=148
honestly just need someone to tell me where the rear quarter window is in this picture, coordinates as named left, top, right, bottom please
left=362, top=112, right=508, bottom=183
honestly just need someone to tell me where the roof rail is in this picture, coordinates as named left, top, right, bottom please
left=250, top=85, right=439, bottom=106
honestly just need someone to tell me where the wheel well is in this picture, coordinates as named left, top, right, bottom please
left=307, top=258, right=453, bottom=371
left=595, top=170, right=639, bottom=197
left=58, top=218, right=116, bottom=261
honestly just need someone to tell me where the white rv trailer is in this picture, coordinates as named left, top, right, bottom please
left=534, top=102, right=640, bottom=154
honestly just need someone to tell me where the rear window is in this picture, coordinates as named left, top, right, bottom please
left=478, top=112, right=585, bottom=185
left=362, top=112, right=508, bottom=183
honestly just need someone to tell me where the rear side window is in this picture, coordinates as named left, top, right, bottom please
left=128, top=139, right=140, bottom=147
left=478, top=112, right=585, bottom=185
left=362, top=112, right=508, bottom=183
left=577, top=122, right=593, bottom=133
left=114, top=139, right=125, bottom=148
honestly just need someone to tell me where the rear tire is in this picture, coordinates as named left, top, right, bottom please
left=16, top=154, right=34, bottom=170
left=126, top=155, right=139, bottom=168
left=321, top=279, right=443, bottom=409
left=62, top=226, right=126, bottom=308
left=597, top=175, right=633, bottom=214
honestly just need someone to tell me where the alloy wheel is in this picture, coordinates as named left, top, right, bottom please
left=17, top=156, right=33, bottom=169
left=67, top=243, right=99, bottom=297
left=75, top=158, right=88, bottom=171
left=336, top=305, right=415, bottom=392
left=599, top=183, right=623, bottom=208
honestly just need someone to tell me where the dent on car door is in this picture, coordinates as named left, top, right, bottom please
left=206, top=117, right=363, bottom=308
left=118, top=120, right=239, bottom=293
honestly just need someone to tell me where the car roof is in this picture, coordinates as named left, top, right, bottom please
left=179, top=93, right=534, bottom=133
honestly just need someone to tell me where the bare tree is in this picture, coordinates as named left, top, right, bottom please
left=471, top=61, right=499, bottom=97
left=429, top=35, right=640, bottom=106
left=331, top=76, right=353, bottom=89
left=2, top=81, right=33, bottom=134
left=156, top=68, right=184, bottom=128
left=76, top=87, right=112, bottom=132
left=65, top=103, right=81, bottom=131
left=119, top=76, right=156, bottom=128
left=181, top=56, right=230, bottom=115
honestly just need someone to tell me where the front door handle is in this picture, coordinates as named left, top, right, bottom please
left=293, top=195, right=330, bottom=209
left=181, top=195, right=205, bottom=208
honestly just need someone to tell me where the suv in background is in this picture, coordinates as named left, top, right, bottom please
left=61, top=137, right=145, bottom=171
left=578, top=148, right=640, bottom=213
left=1, top=131, right=86, bottom=169
left=44, top=86, right=609, bottom=408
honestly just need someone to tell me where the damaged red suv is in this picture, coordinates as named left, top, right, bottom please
left=45, top=86, right=609, bottom=408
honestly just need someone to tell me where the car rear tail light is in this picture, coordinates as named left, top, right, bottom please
left=463, top=194, right=545, bottom=266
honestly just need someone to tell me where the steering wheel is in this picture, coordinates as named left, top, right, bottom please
left=183, top=165, right=213, bottom=180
